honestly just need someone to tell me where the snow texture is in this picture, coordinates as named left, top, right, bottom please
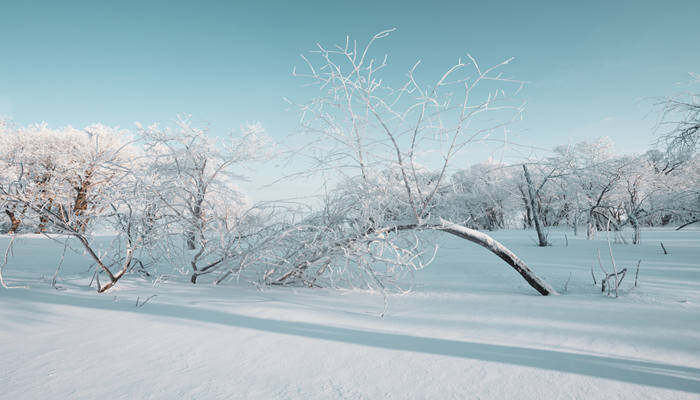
left=1, top=228, right=698, bottom=399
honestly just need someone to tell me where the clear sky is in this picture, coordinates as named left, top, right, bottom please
left=1, top=0, right=698, bottom=198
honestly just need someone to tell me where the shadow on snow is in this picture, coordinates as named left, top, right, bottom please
left=7, top=288, right=700, bottom=394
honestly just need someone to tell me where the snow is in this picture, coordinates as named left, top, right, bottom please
left=1, top=228, right=699, bottom=399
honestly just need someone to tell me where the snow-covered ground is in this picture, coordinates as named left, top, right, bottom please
left=1, top=228, right=699, bottom=399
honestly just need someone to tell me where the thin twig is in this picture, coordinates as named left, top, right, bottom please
left=0, top=235, right=27, bottom=289
left=135, top=294, right=157, bottom=308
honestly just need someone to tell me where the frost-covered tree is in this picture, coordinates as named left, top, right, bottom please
left=648, top=153, right=700, bottom=229
left=613, top=154, right=661, bottom=244
left=0, top=122, right=146, bottom=292
left=520, top=162, right=562, bottom=247
left=0, top=119, right=23, bottom=234
left=656, top=73, right=699, bottom=167
left=558, top=138, right=624, bottom=239
left=649, top=75, right=700, bottom=229
left=0, top=122, right=65, bottom=233
left=137, top=115, right=272, bottom=283
left=278, top=30, right=556, bottom=295
left=450, top=162, right=516, bottom=231
left=0, top=122, right=139, bottom=233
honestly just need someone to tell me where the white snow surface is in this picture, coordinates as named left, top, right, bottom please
left=1, top=228, right=699, bottom=399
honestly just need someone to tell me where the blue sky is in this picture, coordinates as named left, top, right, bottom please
left=1, top=0, right=698, bottom=198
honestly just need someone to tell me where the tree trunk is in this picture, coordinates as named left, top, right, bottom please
left=586, top=211, right=596, bottom=240
left=629, top=214, right=641, bottom=244
left=4, top=209, right=21, bottom=234
left=438, top=219, right=557, bottom=296
left=522, top=165, right=548, bottom=246
left=661, top=214, right=672, bottom=226
left=186, top=196, right=204, bottom=250
left=74, top=233, right=133, bottom=293
left=186, top=231, right=196, bottom=250
left=36, top=198, right=55, bottom=233
left=518, top=186, right=532, bottom=229
left=72, top=177, right=91, bottom=233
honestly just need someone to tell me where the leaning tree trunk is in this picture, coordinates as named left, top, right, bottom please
left=522, top=165, right=548, bottom=246
left=438, top=219, right=558, bottom=295
left=273, top=220, right=558, bottom=296
left=676, top=219, right=700, bottom=230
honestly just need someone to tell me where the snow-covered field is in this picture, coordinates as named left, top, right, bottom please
left=1, top=228, right=699, bottom=399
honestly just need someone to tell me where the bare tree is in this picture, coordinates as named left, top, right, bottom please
left=0, top=122, right=145, bottom=292
left=656, top=73, right=699, bottom=167
left=652, top=75, right=700, bottom=229
left=450, top=162, right=515, bottom=231
left=281, top=30, right=556, bottom=295
left=137, top=115, right=272, bottom=284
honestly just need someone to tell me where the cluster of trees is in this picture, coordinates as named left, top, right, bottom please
left=1, top=31, right=697, bottom=297
left=0, top=116, right=272, bottom=291
left=449, top=138, right=699, bottom=245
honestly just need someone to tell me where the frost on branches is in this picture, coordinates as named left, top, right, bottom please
left=0, top=35, right=697, bottom=296
left=136, top=115, right=273, bottom=284
left=0, top=122, right=145, bottom=292
left=280, top=29, right=557, bottom=295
